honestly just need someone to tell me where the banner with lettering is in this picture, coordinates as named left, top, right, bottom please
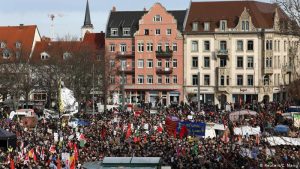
left=177, top=121, right=206, bottom=136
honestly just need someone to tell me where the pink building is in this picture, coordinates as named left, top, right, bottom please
left=105, top=3, right=186, bottom=106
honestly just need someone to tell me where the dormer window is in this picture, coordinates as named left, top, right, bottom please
left=192, top=22, right=198, bottom=31
left=2, top=49, right=10, bottom=59
left=123, top=28, right=130, bottom=36
left=153, top=15, right=162, bottom=22
left=220, top=20, right=227, bottom=31
left=63, top=52, right=72, bottom=60
left=16, top=42, right=22, bottom=49
left=1, top=42, right=6, bottom=48
left=242, top=21, right=250, bottom=31
left=204, top=22, right=210, bottom=31
left=111, top=28, right=118, bottom=36
left=41, top=52, right=49, bottom=60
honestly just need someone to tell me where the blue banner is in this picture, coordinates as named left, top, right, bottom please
left=177, top=121, right=206, bottom=136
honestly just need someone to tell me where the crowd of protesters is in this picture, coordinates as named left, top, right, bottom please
left=0, top=100, right=299, bottom=169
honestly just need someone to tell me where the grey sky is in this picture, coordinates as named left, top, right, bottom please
left=0, top=0, right=270, bottom=39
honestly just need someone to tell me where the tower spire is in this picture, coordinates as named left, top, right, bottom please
left=83, top=0, right=93, bottom=27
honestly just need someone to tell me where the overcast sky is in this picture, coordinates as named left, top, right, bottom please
left=0, top=0, right=270, bottom=39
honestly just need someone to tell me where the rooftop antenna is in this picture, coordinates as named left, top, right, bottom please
left=48, top=13, right=64, bottom=41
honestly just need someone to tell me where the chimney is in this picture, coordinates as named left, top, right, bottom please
left=112, top=6, right=116, bottom=12
left=143, top=7, right=146, bottom=11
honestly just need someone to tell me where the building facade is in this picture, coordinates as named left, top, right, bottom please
left=183, top=1, right=299, bottom=107
left=105, top=3, right=186, bottom=106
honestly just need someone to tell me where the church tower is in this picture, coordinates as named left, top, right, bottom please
left=81, top=0, right=93, bottom=39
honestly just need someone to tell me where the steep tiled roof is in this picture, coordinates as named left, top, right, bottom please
left=106, top=10, right=187, bottom=38
left=83, top=32, right=105, bottom=49
left=184, top=1, right=288, bottom=33
left=0, top=25, right=38, bottom=62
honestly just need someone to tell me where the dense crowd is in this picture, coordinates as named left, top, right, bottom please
left=0, top=101, right=299, bottom=169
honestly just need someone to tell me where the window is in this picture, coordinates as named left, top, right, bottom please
left=120, top=75, right=127, bottom=84
left=111, top=28, right=118, bottom=36
left=138, top=59, right=144, bottom=68
left=40, top=52, right=49, bottom=60
left=3, top=49, right=10, bottom=59
left=1, top=42, right=6, bottom=48
left=157, top=75, right=162, bottom=84
left=172, top=43, right=177, bottom=52
left=204, top=41, right=210, bottom=51
left=242, top=21, right=249, bottom=31
left=247, top=56, right=254, bottom=68
left=204, top=75, right=210, bottom=85
left=147, top=59, right=153, bottom=68
left=166, top=76, right=170, bottom=84
left=191, top=41, right=198, bottom=52
left=220, top=58, right=227, bottom=67
left=157, top=59, right=162, bottom=67
left=220, top=41, right=227, bottom=50
left=16, top=42, right=21, bottom=49
left=110, top=76, right=115, bottom=84
left=173, top=75, right=178, bottom=84
left=167, top=29, right=172, bottom=35
left=138, top=42, right=144, bottom=52
left=173, top=59, right=177, bottom=68
left=144, top=29, right=149, bottom=35
left=226, top=76, right=230, bottom=85
left=204, top=57, right=210, bottom=68
left=154, top=15, right=162, bottom=22
left=16, top=51, right=21, bottom=59
left=123, top=28, right=130, bottom=36
left=220, top=20, right=227, bottom=31
left=147, top=42, right=153, bottom=52
left=63, top=52, right=72, bottom=60
left=157, top=43, right=162, bottom=52
left=266, top=40, right=273, bottom=50
left=192, top=57, right=198, bottom=68
left=237, top=56, right=243, bottom=68
left=120, top=60, right=127, bottom=70
left=120, top=44, right=127, bottom=52
left=109, top=60, right=115, bottom=68
left=192, top=75, right=198, bottom=85
left=237, top=75, right=243, bottom=86
left=247, top=75, right=253, bottom=86
left=192, top=22, right=198, bottom=31
left=165, top=60, right=170, bottom=68
left=220, top=75, right=225, bottom=86
left=204, top=22, right=210, bottom=31
left=165, top=43, right=170, bottom=52
left=237, top=40, right=243, bottom=51
left=138, top=75, right=144, bottom=84
left=247, top=40, right=254, bottom=51
left=110, top=44, right=115, bottom=52
left=264, top=75, right=270, bottom=85
left=147, top=75, right=153, bottom=84
left=155, top=29, right=161, bottom=35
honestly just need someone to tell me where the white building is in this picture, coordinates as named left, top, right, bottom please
left=183, top=1, right=299, bottom=107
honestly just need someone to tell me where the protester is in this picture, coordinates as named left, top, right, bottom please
left=0, top=100, right=299, bottom=168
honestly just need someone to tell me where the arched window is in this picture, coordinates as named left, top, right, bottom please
left=220, top=75, right=225, bottom=86
left=266, top=58, right=269, bottom=67
left=264, top=75, right=270, bottom=85
left=40, top=52, right=49, bottom=60
left=266, top=40, right=269, bottom=50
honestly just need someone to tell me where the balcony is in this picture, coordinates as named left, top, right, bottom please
left=282, top=65, right=292, bottom=73
left=156, top=67, right=173, bottom=74
left=116, top=51, right=134, bottom=58
left=264, top=67, right=273, bottom=74
left=216, top=49, right=228, bottom=56
left=118, top=68, right=135, bottom=74
left=155, top=50, right=173, bottom=58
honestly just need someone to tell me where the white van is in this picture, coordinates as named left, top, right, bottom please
left=9, top=109, right=36, bottom=120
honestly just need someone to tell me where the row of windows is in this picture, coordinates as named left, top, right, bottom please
left=109, top=42, right=178, bottom=52
left=110, top=75, right=178, bottom=84
left=144, top=28, right=172, bottom=36
left=191, top=74, right=254, bottom=86
left=191, top=40, right=254, bottom=52
left=109, top=59, right=178, bottom=69
left=191, top=56, right=254, bottom=68
left=266, top=40, right=298, bottom=52
left=192, top=20, right=250, bottom=31
left=0, top=41, right=22, bottom=49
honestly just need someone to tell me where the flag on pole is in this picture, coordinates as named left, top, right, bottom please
left=58, top=78, right=64, bottom=113
left=10, top=157, right=15, bottom=169
left=74, top=143, right=78, bottom=161
left=69, top=155, right=75, bottom=169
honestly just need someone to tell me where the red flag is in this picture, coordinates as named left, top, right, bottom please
left=10, top=158, right=15, bottom=169
left=157, top=126, right=163, bottom=133
left=69, top=155, right=75, bottom=169
left=74, top=143, right=78, bottom=161
left=57, top=157, right=61, bottom=169
left=179, top=125, right=188, bottom=139
left=101, top=128, right=106, bottom=139
left=126, top=124, right=132, bottom=139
